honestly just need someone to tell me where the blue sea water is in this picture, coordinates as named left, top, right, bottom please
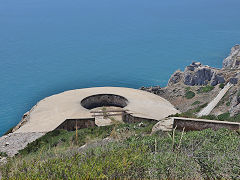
left=0, top=0, right=240, bottom=135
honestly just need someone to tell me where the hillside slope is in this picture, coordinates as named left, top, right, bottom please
left=0, top=121, right=239, bottom=179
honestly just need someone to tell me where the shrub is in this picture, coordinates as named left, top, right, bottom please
left=226, top=101, right=230, bottom=106
left=198, top=85, right=214, bottom=93
left=192, top=101, right=200, bottom=105
left=185, top=87, right=191, bottom=91
left=170, top=103, right=207, bottom=118
left=219, top=83, right=225, bottom=89
left=2, top=129, right=240, bottom=179
left=237, top=90, right=240, bottom=97
left=200, top=115, right=217, bottom=120
left=217, top=113, right=230, bottom=121
left=0, top=151, right=7, bottom=157
left=185, top=91, right=195, bottom=99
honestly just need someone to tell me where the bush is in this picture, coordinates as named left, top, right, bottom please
left=226, top=101, right=230, bottom=106
left=0, top=151, right=7, bottom=157
left=200, top=115, right=217, bottom=120
left=2, top=129, right=240, bottom=179
left=185, top=91, right=195, bottom=99
left=217, top=112, right=230, bottom=121
left=219, top=83, right=225, bottom=89
left=19, top=126, right=115, bottom=156
left=198, top=85, right=214, bottom=93
left=192, top=101, right=200, bottom=105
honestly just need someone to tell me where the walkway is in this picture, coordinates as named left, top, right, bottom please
left=197, top=83, right=232, bottom=117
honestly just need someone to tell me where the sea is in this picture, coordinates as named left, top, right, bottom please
left=0, top=0, right=240, bottom=135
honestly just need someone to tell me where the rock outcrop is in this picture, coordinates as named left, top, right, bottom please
left=229, top=88, right=240, bottom=116
left=167, top=45, right=240, bottom=87
left=223, top=44, right=240, bottom=69
left=168, top=70, right=183, bottom=86
left=168, top=62, right=225, bottom=86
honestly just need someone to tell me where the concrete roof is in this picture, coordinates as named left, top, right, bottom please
left=15, top=87, right=179, bottom=133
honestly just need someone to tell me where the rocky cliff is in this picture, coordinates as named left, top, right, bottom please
left=141, top=45, right=240, bottom=117
left=168, top=62, right=226, bottom=86
left=169, top=45, right=240, bottom=87
left=223, top=44, right=240, bottom=69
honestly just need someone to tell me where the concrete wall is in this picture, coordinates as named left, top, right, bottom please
left=173, top=117, right=240, bottom=131
left=81, top=94, right=128, bottom=110
left=56, top=118, right=96, bottom=131
left=123, top=113, right=157, bottom=124
left=55, top=113, right=157, bottom=132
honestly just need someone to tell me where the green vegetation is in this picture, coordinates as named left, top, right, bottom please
left=174, top=107, right=240, bottom=123
left=219, top=83, right=225, bottom=89
left=1, top=123, right=239, bottom=179
left=237, top=90, right=240, bottom=97
left=185, top=91, right=195, bottom=99
left=171, top=103, right=208, bottom=118
left=170, top=102, right=240, bottom=123
left=185, top=88, right=195, bottom=99
left=0, top=152, right=7, bottom=157
left=217, top=112, right=231, bottom=121
left=19, top=126, right=114, bottom=156
left=226, top=101, right=231, bottom=106
left=198, top=85, right=214, bottom=93
left=200, top=115, right=217, bottom=120
left=185, top=87, right=191, bottom=91
left=192, top=101, right=201, bottom=106
left=200, top=113, right=240, bottom=123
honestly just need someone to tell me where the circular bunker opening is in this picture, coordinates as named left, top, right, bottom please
left=81, top=94, right=129, bottom=110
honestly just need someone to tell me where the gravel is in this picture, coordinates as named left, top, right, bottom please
left=0, top=132, right=45, bottom=157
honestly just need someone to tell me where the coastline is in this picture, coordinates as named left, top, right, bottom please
left=1, top=44, right=240, bottom=157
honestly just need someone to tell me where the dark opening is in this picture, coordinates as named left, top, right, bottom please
left=81, top=94, right=128, bottom=110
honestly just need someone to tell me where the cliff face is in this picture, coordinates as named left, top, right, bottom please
left=223, top=44, right=240, bottom=69
left=141, top=45, right=240, bottom=117
left=168, top=62, right=226, bottom=87
left=168, top=45, right=240, bottom=87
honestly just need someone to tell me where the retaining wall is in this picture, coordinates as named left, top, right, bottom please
left=123, top=113, right=157, bottom=124
left=173, top=117, right=240, bottom=131
left=56, top=118, right=96, bottom=131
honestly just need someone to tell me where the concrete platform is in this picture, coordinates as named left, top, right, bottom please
left=14, top=87, right=179, bottom=133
